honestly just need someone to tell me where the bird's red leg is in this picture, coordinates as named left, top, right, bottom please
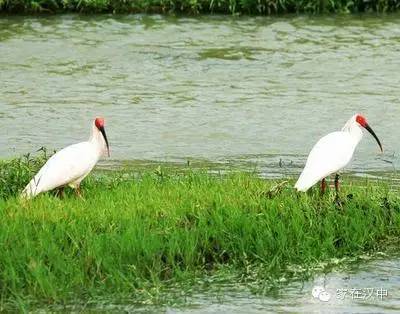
left=75, top=186, right=83, bottom=198
left=321, top=178, right=327, bottom=195
left=334, top=174, right=340, bottom=196
left=59, top=187, right=65, bottom=198
left=56, top=187, right=65, bottom=198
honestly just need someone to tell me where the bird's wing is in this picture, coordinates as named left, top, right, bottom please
left=22, top=142, right=98, bottom=198
left=295, top=131, right=356, bottom=191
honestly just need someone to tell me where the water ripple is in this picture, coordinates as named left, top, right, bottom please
left=1, top=14, right=400, bottom=175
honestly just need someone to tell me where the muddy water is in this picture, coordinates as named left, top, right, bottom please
left=1, top=14, right=400, bottom=175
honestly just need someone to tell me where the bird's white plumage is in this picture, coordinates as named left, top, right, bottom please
left=295, top=115, right=363, bottom=192
left=22, top=121, right=108, bottom=198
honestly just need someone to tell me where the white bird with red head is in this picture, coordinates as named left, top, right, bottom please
left=22, top=117, right=110, bottom=199
left=295, top=114, right=383, bottom=194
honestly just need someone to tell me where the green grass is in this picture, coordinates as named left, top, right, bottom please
left=0, top=154, right=400, bottom=310
left=1, top=0, right=400, bottom=14
left=0, top=149, right=50, bottom=199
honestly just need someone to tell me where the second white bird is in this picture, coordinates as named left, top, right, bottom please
left=295, top=114, right=383, bottom=193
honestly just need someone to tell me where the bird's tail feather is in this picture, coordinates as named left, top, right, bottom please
left=21, top=175, right=42, bottom=199
left=294, top=171, right=318, bottom=192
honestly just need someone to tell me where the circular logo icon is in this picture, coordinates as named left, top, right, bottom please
left=312, top=285, right=331, bottom=302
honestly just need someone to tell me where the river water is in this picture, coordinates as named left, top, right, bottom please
left=2, top=14, right=400, bottom=312
left=56, top=253, right=400, bottom=313
left=1, top=14, right=400, bottom=176
left=173, top=255, right=400, bottom=313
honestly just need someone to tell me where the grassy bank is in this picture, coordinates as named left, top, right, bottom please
left=0, top=154, right=400, bottom=310
left=1, top=0, right=400, bottom=14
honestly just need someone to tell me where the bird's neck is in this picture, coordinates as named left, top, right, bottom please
left=344, top=123, right=363, bottom=146
left=89, top=125, right=106, bottom=155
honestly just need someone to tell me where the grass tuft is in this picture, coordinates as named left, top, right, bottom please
left=0, top=149, right=50, bottom=199
left=0, top=158, right=399, bottom=310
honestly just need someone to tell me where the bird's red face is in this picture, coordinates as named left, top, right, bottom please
left=95, top=117, right=105, bottom=129
left=355, top=114, right=383, bottom=152
left=94, top=117, right=110, bottom=157
left=355, top=114, right=367, bottom=127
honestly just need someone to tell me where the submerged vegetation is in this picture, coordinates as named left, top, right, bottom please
left=1, top=0, right=400, bottom=14
left=0, top=153, right=400, bottom=310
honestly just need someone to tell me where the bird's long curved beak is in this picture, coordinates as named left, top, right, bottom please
left=364, top=123, right=383, bottom=153
left=99, top=126, right=110, bottom=157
